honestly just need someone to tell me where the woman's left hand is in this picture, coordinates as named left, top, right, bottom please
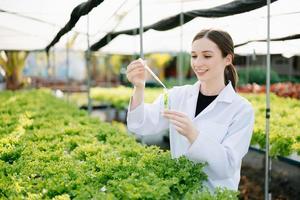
left=162, top=110, right=199, bottom=144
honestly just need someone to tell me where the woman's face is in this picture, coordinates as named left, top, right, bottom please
left=191, top=37, right=231, bottom=83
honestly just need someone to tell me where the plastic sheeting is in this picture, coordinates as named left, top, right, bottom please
left=0, top=0, right=86, bottom=50
left=99, top=0, right=300, bottom=56
left=45, top=0, right=105, bottom=52
left=0, top=0, right=233, bottom=50
left=235, top=39, right=300, bottom=56
left=90, top=0, right=278, bottom=50
left=1, top=0, right=300, bottom=56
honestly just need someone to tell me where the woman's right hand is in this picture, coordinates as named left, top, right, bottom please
left=126, top=59, right=146, bottom=88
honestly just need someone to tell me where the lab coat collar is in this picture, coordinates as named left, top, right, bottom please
left=188, top=80, right=236, bottom=103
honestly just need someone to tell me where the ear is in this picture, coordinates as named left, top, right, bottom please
left=224, top=54, right=232, bottom=66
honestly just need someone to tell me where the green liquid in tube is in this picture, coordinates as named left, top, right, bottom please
left=163, top=89, right=169, bottom=110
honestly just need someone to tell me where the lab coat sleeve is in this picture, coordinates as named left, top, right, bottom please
left=184, top=105, right=255, bottom=180
left=126, top=93, right=169, bottom=136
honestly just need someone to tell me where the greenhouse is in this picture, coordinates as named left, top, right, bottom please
left=0, top=0, right=299, bottom=199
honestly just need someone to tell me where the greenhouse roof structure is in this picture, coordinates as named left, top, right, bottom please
left=0, top=0, right=300, bottom=55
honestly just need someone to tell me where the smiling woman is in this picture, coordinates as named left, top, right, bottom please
left=191, top=29, right=238, bottom=95
left=126, top=28, right=254, bottom=193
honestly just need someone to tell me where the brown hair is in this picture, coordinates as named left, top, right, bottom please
left=192, top=29, right=238, bottom=90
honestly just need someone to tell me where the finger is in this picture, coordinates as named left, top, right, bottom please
left=163, top=113, right=186, bottom=123
left=163, top=110, right=186, bottom=118
left=163, top=111, right=191, bottom=126
left=127, top=63, right=144, bottom=74
left=130, top=58, right=145, bottom=66
left=127, top=71, right=143, bottom=82
left=164, top=114, right=190, bottom=130
left=137, top=58, right=145, bottom=64
left=169, top=119, right=186, bottom=129
left=127, top=69, right=145, bottom=81
left=130, top=59, right=144, bottom=65
left=129, top=67, right=145, bottom=76
left=162, top=112, right=185, bottom=121
left=127, top=59, right=145, bottom=71
left=173, top=125, right=185, bottom=135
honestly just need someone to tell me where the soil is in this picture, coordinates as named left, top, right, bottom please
left=239, top=165, right=300, bottom=200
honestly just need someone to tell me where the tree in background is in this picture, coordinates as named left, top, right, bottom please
left=0, top=51, right=28, bottom=90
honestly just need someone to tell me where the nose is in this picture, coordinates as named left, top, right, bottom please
left=192, top=57, right=205, bottom=68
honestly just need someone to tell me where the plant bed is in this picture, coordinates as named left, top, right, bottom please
left=240, top=148, right=300, bottom=200
left=239, top=165, right=300, bottom=200
left=0, top=90, right=237, bottom=199
left=141, top=133, right=300, bottom=200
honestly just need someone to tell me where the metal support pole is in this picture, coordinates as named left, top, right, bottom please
left=246, top=55, right=250, bottom=84
left=46, top=51, right=50, bottom=78
left=132, top=29, right=137, bottom=60
left=288, top=57, right=293, bottom=81
left=139, top=0, right=145, bottom=145
left=52, top=47, right=56, bottom=78
left=139, top=0, right=144, bottom=59
left=86, top=14, right=92, bottom=114
left=265, top=0, right=271, bottom=199
left=66, top=36, right=70, bottom=102
left=106, top=34, right=112, bottom=88
left=177, top=0, right=184, bottom=85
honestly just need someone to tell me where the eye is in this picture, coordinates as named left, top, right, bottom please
left=204, top=55, right=212, bottom=58
left=191, top=55, right=197, bottom=59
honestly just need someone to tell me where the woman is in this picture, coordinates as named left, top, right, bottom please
left=126, top=29, right=255, bottom=191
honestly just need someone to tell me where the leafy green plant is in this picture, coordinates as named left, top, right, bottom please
left=0, top=90, right=237, bottom=199
left=238, top=66, right=281, bottom=85
left=69, top=87, right=300, bottom=157
left=243, top=93, right=300, bottom=157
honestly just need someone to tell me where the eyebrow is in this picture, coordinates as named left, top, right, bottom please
left=191, top=50, right=213, bottom=53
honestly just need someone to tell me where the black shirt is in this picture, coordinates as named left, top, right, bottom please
left=195, top=90, right=218, bottom=117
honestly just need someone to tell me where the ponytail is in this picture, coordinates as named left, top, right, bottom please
left=224, top=64, right=238, bottom=91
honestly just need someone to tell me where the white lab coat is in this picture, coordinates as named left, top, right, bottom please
left=127, top=81, right=255, bottom=191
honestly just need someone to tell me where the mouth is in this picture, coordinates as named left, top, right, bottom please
left=195, top=68, right=209, bottom=76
